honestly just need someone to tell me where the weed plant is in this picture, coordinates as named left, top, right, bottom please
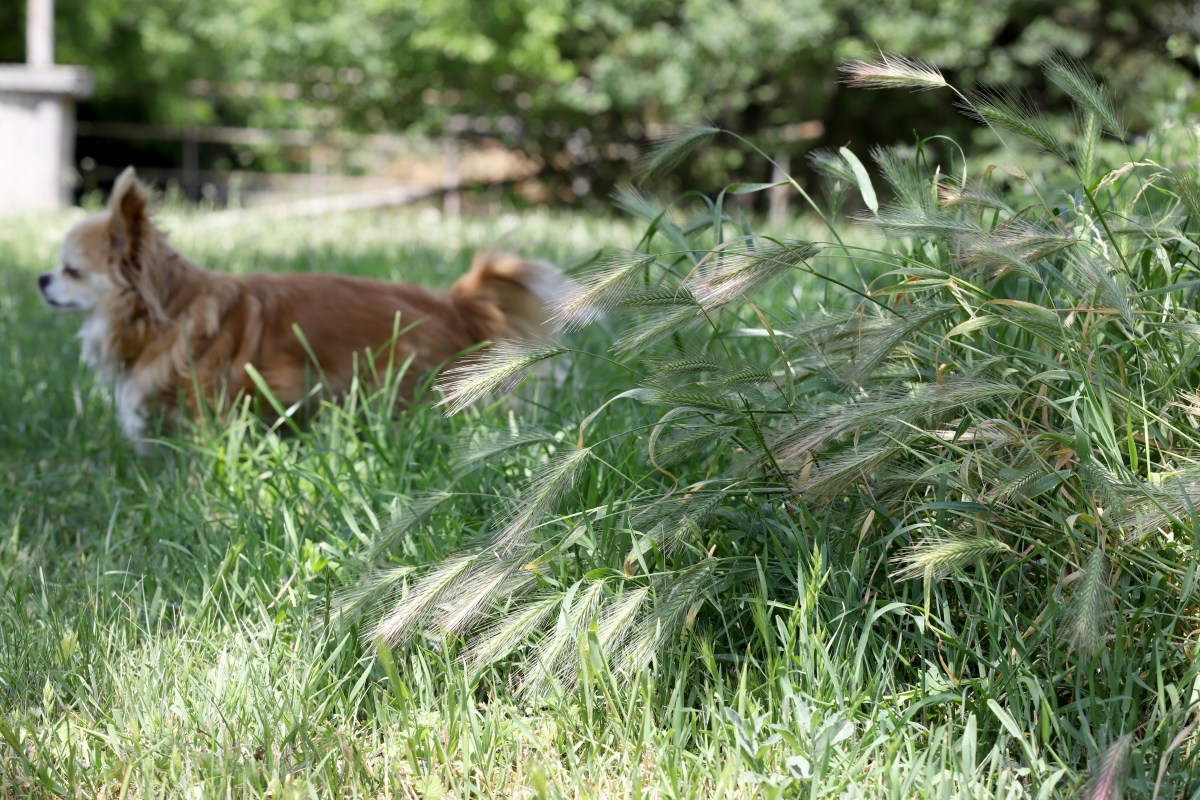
left=358, top=57, right=1200, bottom=796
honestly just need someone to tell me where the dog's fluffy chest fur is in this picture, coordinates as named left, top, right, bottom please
left=78, top=271, right=268, bottom=440
left=78, top=309, right=157, bottom=441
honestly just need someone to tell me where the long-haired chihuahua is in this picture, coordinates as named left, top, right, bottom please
left=38, top=167, right=568, bottom=447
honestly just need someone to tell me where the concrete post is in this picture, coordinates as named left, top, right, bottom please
left=0, top=0, right=92, bottom=214
left=27, top=0, right=54, bottom=68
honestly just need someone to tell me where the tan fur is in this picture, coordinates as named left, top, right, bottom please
left=38, top=167, right=568, bottom=445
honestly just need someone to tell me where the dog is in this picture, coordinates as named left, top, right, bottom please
left=38, top=167, right=568, bottom=446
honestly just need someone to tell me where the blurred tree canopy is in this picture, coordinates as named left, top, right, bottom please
left=2, top=0, right=1197, bottom=197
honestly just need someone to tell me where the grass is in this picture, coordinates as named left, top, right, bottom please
left=0, top=206, right=880, bottom=798
left=5, top=93, right=1200, bottom=799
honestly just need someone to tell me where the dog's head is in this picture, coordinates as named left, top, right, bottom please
left=38, top=166, right=157, bottom=315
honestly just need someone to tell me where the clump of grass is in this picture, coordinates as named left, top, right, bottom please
left=354, top=58, right=1200, bottom=797
left=7, top=65, right=1200, bottom=797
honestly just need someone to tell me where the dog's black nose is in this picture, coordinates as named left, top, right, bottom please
left=38, top=274, right=50, bottom=290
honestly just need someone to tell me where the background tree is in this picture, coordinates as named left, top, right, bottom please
left=1, top=0, right=1196, bottom=200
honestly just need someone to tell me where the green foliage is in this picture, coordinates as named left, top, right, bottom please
left=2, top=1, right=1196, bottom=191
left=357, top=58, right=1200, bottom=796
left=11, top=205, right=1167, bottom=797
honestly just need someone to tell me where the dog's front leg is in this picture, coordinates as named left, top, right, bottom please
left=114, top=377, right=152, bottom=449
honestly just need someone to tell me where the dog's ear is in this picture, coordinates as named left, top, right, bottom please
left=108, top=167, right=151, bottom=271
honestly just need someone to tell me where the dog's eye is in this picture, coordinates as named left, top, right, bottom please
left=63, top=265, right=80, bottom=278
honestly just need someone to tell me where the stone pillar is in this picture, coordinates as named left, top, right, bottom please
left=0, top=0, right=93, bottom=214
left=0, top=67, right=92, bottom=213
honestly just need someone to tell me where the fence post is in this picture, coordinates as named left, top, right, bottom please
left=182, top=128, right=199, bottom=199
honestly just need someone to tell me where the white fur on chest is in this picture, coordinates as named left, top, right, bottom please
left=78, top=313, right=114, bottom=376
left=78, top=312, right=149, bottom=442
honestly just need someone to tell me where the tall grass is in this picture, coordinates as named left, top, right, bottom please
left=5, top=206, right=1042, bottom=797
left=4, top=59, right=1200, bottom=796
left=356, top=58, right=1200, bottom=796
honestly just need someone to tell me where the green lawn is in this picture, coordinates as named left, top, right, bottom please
left=0, top=201, right=1192, bottom=798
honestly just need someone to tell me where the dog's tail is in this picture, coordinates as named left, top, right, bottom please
left=450, top=250, right=573, bottom=342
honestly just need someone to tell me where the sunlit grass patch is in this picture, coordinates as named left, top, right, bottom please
left=5, top=57, right=1200, bottom=797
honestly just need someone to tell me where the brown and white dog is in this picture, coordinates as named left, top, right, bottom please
left=38, top=167, right=568, bottom=446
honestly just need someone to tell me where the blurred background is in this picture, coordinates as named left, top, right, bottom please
left=1, top=0, right=1198, bottom=215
